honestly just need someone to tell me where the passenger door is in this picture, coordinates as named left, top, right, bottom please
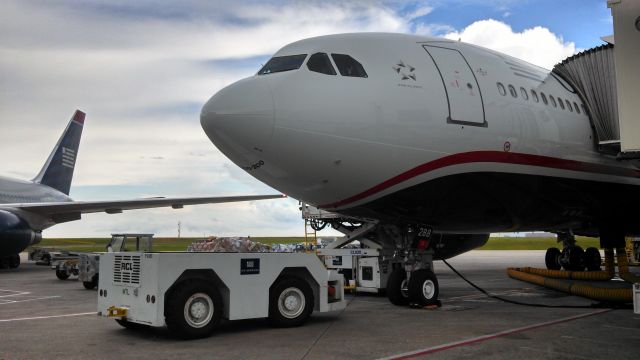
left=423, top=45, right=486, bottom=126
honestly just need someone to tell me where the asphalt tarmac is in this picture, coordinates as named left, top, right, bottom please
left=1, top=251, right=639, bottom=359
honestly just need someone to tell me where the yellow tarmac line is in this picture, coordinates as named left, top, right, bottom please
left=0, top=312, right=96, bottom=322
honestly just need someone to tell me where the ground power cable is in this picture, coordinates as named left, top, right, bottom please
left=441, top=259, right=626, bottom=309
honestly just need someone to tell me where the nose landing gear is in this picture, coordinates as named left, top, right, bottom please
left=384, top=226, right=441, bottom=308
left=545, top=231, right=601, bottom=272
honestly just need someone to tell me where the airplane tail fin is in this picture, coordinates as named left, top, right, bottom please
left=33, top=110, right=85, bottom=195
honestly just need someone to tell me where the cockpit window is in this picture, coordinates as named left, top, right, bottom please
left=258, top=54, right=307, bottom=75
left=331, top=54, right=368, bottom=78
left=307, top=53, right=336, bottom=75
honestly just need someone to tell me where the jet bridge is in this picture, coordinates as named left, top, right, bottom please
left=552, top=0, right=640, bottom=158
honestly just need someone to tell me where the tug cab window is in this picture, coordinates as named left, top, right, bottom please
left=331, top=54, right=368, bottom=78
left=258, top=54, right=307, bottom=75
left=307, top=53, right=336, bottom=75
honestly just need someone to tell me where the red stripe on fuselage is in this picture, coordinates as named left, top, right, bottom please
left=320, top=151, right=640, bottom=209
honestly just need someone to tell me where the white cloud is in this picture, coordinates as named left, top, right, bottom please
left=0, top=2, right=580, bottom=238
left=405, top=5, right=433, bottom=21
left=414, top=23, right=455, bottom=36
left=444, top=19, right=576, bottom=69
left=0, top=0, right=404, bottom=237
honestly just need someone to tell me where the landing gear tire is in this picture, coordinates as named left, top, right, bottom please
left=115, top=318, right=148, bottom=330
left=83, top=275, right=98, bottom=290
left=0, top=257, right=9, bottom=269
left=55, top=267, right=70, bottom=280
left=408, top=269, right=439, bottom=307
left=269, top=277, right=314, bottom=328
left=9, top=254, right=20, bottom=269
left=584, top=247, right=601, bottom=271
left=563, top=246, right=585, bottom=271
left=165, top=280, right=223, bottom=339
left=386, top=268, right=410, bottom=306
left=545, top=248, right=561, bottom=270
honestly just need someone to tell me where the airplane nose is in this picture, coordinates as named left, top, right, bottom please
left=201, top=77, right=274, bottom=156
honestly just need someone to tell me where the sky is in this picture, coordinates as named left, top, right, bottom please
left=0, top=0, right=613, bottom=238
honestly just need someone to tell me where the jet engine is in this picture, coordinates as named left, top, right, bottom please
left=0, top=210, right=41, bottom=255
left=430, top=233, right=489, bottom=260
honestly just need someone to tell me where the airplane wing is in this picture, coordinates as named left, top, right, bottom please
left=2, top=194, right=285, bottom=218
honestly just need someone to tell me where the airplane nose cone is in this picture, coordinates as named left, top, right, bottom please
left=201, top=77, right=274, bottom=156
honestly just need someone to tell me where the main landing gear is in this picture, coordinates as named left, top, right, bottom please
left=0, top=254, right=20, bottom=269
left=545, top=231, right=601, bottom=271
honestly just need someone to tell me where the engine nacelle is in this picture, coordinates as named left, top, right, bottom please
left=0, top=210, right=41, bottom=255
left=431, top=233, right=489, bottom=260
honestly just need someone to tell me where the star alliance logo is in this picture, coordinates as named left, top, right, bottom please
left=393, top=61, right=416, bottom=81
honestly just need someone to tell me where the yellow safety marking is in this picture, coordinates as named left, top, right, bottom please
left=106, top=306, right=128, bottom=317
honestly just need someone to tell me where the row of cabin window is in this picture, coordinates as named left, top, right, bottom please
left=496, top=82, right=584, bottom=115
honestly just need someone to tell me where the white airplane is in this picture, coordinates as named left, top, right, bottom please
left=0, top=110, right=282, bottom=269
left=201, top=33, right=639, bottom=306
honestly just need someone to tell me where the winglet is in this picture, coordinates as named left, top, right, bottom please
left=33, top=110, right=85, bottom=195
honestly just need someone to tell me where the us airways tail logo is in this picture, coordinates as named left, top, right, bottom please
left=393, top=61, right=416, bottom=81
left=61, top=147, right=76, bottom=169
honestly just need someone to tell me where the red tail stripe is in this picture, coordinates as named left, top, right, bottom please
left=72, top=110, right=86, bottom=125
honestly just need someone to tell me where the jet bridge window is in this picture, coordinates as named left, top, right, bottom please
left=307, top=53, right=336, bottom=75
left=258, top=54, right=307, bottom=75
left=331, top=54, right=368, bottom=78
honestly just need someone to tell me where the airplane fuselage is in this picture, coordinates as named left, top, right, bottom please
left=201, top=33, right=640, bottom=237
left=0, top=175, right=71, bottom=230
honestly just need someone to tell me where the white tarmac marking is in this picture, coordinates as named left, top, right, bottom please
left=0, top=289, right=60, bottom=305
left=0, top=289, right=29, bottom=298
left=602, top=324, right=640, bottom=331
left=518, top=346, right=592, bottom=360
left=0, top=312, right=95, bottom=323
left=0, top=296, right=61, bottom=305
left=441, top=289, right=522, bottom=303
